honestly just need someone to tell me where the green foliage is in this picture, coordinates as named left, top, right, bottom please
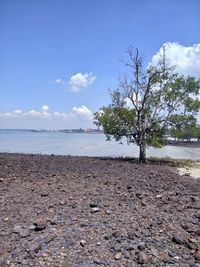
left=94, top=106, right=136, bottom=143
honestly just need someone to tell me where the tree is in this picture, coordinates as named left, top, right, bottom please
left=169, top=114, right=198, bottom=141
left=94, top=45, right=200, bottom=162
left=194, top=125, right=200, bottom=141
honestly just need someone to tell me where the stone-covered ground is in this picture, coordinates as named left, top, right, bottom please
left=0, top=153, right=200, bottom=267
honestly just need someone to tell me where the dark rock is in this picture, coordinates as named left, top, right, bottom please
left=90, top=203, right=98, bottom=208
left=33, top=219, right=47, bottom=231
left=137, top=242, right=146, bottom=251
left=80, top=239, right=86, bottom=247
left=41, top=192, right=49, bottom=197
left=172, top=233, right=188, bottom=245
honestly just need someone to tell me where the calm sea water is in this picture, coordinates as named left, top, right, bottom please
left=0, top=129, right=200, bottom=160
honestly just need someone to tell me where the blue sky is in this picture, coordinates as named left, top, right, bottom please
left=0, top=0, right=200, bottom=129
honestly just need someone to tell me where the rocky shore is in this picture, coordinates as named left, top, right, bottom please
left=0, top=153, right=200, bottom=267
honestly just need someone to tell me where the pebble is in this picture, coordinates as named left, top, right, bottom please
left=137, top=252, right=149, bottom=264
left=80, top=239, right=86, bottom=247
left=114, top=252, right=122, bottom=260
left=59, top=200, right=66, bottom=205
left=106, top=209, right=112, bottom=214
left=113, top=243, right=121, bottom=252
left=13, top=225, right=22, bottom=233
left=91, top=207, right=100, bottom=213
left=19, top=230, right=30, bottom=238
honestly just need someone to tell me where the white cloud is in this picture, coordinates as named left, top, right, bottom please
left=13, top=109, right=23, bottom=114
left=68, top=72, right=96, bottom=92
left=0, top=105, right=94, bottom=129
left=72, top=105, right=93, bottom=120
left=24, top=109, right=41, bottom=117
left=42, top=105, right=49, bottom=112
left=55, top=79, right=65, bottom=85
left=151, top=42, right=200, bottom=77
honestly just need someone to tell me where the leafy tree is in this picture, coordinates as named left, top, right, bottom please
left=94, top=45, right=200, bottom=162
left=194, top=125, right=200, bottom=141
left=169, top=114, right=198, bottom=141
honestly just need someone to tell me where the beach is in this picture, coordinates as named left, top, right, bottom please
left=0, top=153, right=200, bottom=266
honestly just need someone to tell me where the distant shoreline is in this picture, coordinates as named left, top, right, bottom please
left=167, top=140, right=200, bottom=148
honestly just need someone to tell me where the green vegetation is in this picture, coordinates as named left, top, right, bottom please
left=94, top=45, right=200, bottom=163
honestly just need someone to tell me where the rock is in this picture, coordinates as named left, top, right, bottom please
left=106, top=209, right=112, bottom=214
left=90, top=203, right=98, bottom=208
left=33, top=219, right=47, bottom=231
left=80, top=239, right=86, bottom=247
left=137, top=242, right=146, bottom=251
left=91, top=207, right=99, bottom=213
left=125, top=243, right=135, bottom=251
left=114, top=252, right=122, bottom=260
left=156, top=194, right=162, bottom=199
left=41, top=192, right=49, bottom=197
left=123, top=250, right=130, bottom=259
left=29, top=242, right=42, bottom=254
left=172, top=233, right=188, bottom=245
left=50, top=217, right=59, bottom=225
left=195, top=250, right=200, bottom=261
left=19, top=230, right=30, bottom=238
left=59, top=200, right=66, bottom=205
left=29, top=224, right=36, bottom=230
left=137, top=252, right=149, bottom=264
left=62, top=239, right=74, bottom=248
left=13, top=225, right=22, bottom=233
left=93, top=258, right=101, bottom=264
left=113, top=243, right=121, bottom=252
left=191, top=196, right=199, bottom=202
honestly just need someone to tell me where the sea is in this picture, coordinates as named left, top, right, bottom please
left=0, top=129, right=200, bottom=160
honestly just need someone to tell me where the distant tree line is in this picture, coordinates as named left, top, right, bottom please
left=169, top=115, right=200, bottom=141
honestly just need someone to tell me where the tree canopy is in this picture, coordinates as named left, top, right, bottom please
left=94, top=45, right=200, bottom=162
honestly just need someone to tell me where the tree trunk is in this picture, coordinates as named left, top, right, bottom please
left=139, top=140, right=147, bottom=163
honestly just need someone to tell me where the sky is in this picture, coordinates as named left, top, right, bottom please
left=0, top=0, right=200, bottom=129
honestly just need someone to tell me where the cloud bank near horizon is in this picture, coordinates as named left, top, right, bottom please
left=0, top=105, right=94, bottom=129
